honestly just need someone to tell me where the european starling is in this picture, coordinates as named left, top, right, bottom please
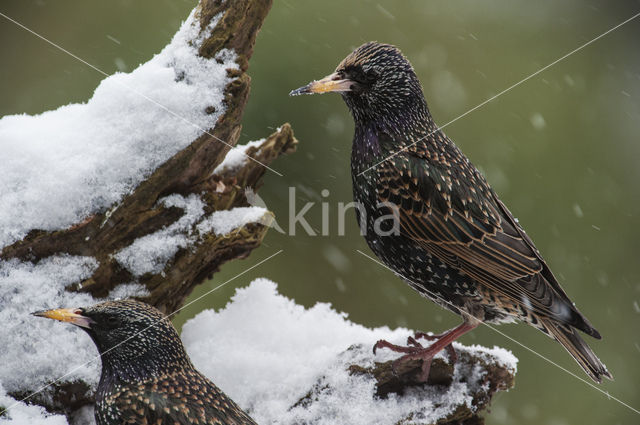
left=291, top=42, right=612, bottom=383
left=33, top=299, right=257, bottom=425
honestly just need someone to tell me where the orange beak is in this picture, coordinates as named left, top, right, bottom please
left=32, top=308, right=94, bottom=329
left=290, top=72, right=354, bottom=96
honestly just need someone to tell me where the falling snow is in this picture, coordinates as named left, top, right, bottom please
left=530, top=112, right=546, bottom=130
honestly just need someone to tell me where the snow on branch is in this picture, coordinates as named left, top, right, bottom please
left=183, top=280, right=517, bottom=425
left=0, top=0, right=295, bottom=418
left=0, top=9, right=236, bottom=249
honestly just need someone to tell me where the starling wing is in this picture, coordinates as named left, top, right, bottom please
left=113, top=371, right=257, bottom=425
left=375, top=138, right=611, bottom=381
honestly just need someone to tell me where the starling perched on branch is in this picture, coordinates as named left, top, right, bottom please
left=33, top=300, right=257, bottom=425
left=291, top=42, right=612, bottom=383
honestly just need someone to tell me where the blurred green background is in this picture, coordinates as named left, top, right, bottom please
left=2, top=0, right=639, bottom=424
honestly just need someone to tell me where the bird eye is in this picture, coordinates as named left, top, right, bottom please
left=106, top=316, right=119, bottom=326
left=345, top=66, right=376, bottom=86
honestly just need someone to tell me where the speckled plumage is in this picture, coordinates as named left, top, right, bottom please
left=36, top=300, right=256, bottom=425
left=292, top=42, right=611, bottom=383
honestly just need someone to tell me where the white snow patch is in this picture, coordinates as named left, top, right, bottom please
left=0, top=254, right=147, bottom=408
left=196, top=207, right=269, bottom=236
left=462, top=343, right=518, bottom=373
left=182, top=279, right=517, bottom=425
left=0, top=256, right=100, bottom=394
left=0, top=10, right=238, bottom=249
left=213, top=139, right=265, bottom=175
left=0, top=384, right=68, bottom=425
left=107, top=283, right=150, bottom=300
left=113, top=194, right=205, bottom=276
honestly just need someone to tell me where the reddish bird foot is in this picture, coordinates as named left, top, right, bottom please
left=412, top=331, right=458, bottom=364
left=372, top=322, right=479, bottom=382
left=373, top=338, right=440, bottom=381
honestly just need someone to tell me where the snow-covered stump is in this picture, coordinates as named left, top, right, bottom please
left=0, top=0, right=296, bottom=420
left=183, top=280, right=518, bottom=425
left=345, top=347, right=515, bottom=424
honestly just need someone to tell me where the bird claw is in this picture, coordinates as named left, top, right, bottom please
left=406, top=336, right=423, bottom=348
left=413, top=331, right=458, bottom=364
left=373, top=337, right=437, bottom=382
left=373, top=330, right=460, bottom=381
left=388, top=347, right=434, bottom=381
left=446, top=345, right=457, bottom=364
left=373, top=339, right=418, bottom=355
left=413, top=331, right=441, bottom=341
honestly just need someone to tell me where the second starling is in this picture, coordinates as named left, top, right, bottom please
left=34, top=299, right=257, bottom=425
left=291, top=42, right=612, bottom=383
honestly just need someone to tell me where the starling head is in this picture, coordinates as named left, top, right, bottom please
left=290, top=42, right=430, bottom=133
left=34, top=299, right=191, bottom=382
left=34, top=301, right=259, bottom=424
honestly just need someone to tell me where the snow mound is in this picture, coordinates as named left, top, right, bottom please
left=182, top=279, right=518, bottom=425
left=0, top=256, right=151, bottom=400
left=0, top=9, right=238, bottom=249
left=0, top=384, right=67, bottom=425
left=0, top=256, right=101, bottom=394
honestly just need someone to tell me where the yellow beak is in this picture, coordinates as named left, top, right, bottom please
left=32, top=308, right=94, bottom=329
left=290, top=72, right=354, bottom=96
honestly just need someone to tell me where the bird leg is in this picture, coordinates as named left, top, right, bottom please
left=412, top=331, right=458, bottom=363
left=373, top=321, right=479, bottom=382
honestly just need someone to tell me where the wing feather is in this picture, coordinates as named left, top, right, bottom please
left=114, top=372, right=256, bottom=425
left=376, top=148, right=596, bottom=333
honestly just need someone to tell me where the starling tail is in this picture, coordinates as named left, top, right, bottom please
left=541, top=318, right=612, bottom=383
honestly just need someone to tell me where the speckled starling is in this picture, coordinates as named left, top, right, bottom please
left=33, top=299, right=257, bottom=424
left=291, top=42, right=612, bottom=383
